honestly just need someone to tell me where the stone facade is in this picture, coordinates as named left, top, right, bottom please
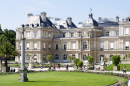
left=15, top=12, right=130, bottom=64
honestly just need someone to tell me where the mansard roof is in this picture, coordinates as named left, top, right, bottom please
left=83, top=13, right=98, bottom=27
left=55, top=18, right=77, bottom=29
left=24, top=14, right=54, bottom=28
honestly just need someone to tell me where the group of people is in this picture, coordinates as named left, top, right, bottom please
left=53, top=64, right=69, bottom=70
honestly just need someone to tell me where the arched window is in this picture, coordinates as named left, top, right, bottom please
left=110, top=55, right=113, bottom=61
left=55, top=54, right=59, bottom=60
left=100, top=55, right=104, bottom=62
left=72, top=55, right=75, bottom=59
left=34, top=55, right=37, bottom=60
left=83, top=55, right=86, bottom=60
left=63, top=54, right=67, bottom=60
left=83, top=42, right=87, bottom=49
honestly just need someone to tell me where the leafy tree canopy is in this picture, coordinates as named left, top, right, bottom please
left=46, top=55, right=53, bottom=61
left=73, top=58, right=80, bottom=65
left=77, top=61, right=83, bottom=67
left=112, top=55, right=121, bottom=66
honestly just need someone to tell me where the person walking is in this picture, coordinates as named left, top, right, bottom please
left=53, top=64, right=55, bottom=70
left=66, top=64, right=68, bottom=71
left=122, top=66, right=126, bottom=74
left=58, top=64, right=60, bottom=69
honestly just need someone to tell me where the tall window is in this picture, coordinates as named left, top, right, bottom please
left=34, top=32, right=37, bottom=38
left=125, top=28, right=129, bottom=35
left=64, top=44, right=66, bottom=50
left=83, top=55, right=86, bottom=60
left=63, top=33, right=65, bottom=37
left=34, top=43, right=37, bottom=49
left=49, top=44, right=50, bottom=50
left=100, top=55, right=104, bottom=62
left=55, top=54, right=59, bottom=60
left=43, top=32, right=46, bottom=38
left=27, top=32, right=30, bottom=38
left=72, top=43, right=75, bottom=49
left=43, top=43, right=45, bottom=49
left=34, top=55, right=37, bottom=60
left=100, top=42, right=104, bottom=50
left=49, top=33, right=50, bottom=38
left=63, top=54, right=67, bottom=60
left=83, top=42, right=87, bottom=49
left=125, top=41, right=129, bottom=50
left=56, top=44, right=58, bottom=49
left=20, top=43, right=21, bottom=49
left=116, top=31, right=119, bottom=36
left=106, top=32, right=109, bottom=36
left=110, top=55, right=113, bottom=61
left=72, top=55, right=75, bottom=59
left=110, top=42, right=113, bottom=49
left=71, top=33, right=74, bottom=37
left=27, top=43, right=29, bottom=49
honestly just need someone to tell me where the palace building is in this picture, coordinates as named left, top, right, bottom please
left=15, top=12, right=130, bottom=64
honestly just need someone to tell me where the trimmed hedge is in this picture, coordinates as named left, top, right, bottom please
left=105, top=64, right=130, bottom=71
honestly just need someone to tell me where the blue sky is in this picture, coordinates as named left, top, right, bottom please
left=0, top=0, right=130, bottom=30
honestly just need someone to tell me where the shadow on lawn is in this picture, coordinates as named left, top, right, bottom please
left=28, top=81, right=67, bottom=82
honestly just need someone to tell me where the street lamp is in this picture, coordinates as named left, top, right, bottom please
left=18, top=24, right=28, bottom=82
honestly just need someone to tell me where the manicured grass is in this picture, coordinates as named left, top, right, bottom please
left=0, top=72, right=125, bottom=86
left=105, top=64, right=130, bottom=71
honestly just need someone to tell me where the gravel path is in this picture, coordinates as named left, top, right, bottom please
left=110, top=77, right=122, bottom=86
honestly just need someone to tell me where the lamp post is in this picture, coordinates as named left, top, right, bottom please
left=18, top=24, right=28, bottom=82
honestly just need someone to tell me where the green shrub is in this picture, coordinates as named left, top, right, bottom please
left=112, top=55, right=120, bottom=66
left=122, top=56, right=125, bottom=60
left=77, top=61, right=83, bottom=67
left=73, top=58, right=80, bottom=65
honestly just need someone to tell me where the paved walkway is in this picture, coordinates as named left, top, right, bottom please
left=26, top=67, right=130, bottom=75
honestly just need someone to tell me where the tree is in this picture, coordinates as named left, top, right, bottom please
left=112, top=55, right=120, bottom=66
left=46, top=55, right=53, bottom=64
left=128, top=51, right=130, bottom=59
left=103, top=57, right=108, bottom=66
left=77, top=61, right=83, bottom=67
left=0, top=41, right=14, bottom=69
left=73, top=58, right=80, bottom=69
left=73, top=58, right=80, bottom=66
left=88, top=56, right=95, bottom=70
left=85, top=56, right=89, bottom=60
left=67, top=56, right=73, bottom=63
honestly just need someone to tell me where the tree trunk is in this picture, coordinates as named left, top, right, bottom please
left=0, top=57, right=2, bottom=71
left=4, top=58, right=7, bottom=67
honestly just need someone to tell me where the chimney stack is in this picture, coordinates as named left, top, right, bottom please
left=98, top=17, right=102, bottom=21
left=116, top=16, right=119, bottom=23
left=41, top=12, right=46, bottom=22
left=27, top=13, right=33, bottom=18
left=67, top=17, right=72, bottom=26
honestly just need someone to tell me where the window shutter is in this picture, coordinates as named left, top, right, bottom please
left=125, top=28, right=129, bottom=34
left=43, top=43, right=45, bottom=48
left=34, top=43, right=37, bottom=48
left=125, top=41, right=129, bottom=46
left=110, top=43, right=113, bottom=48
left=100, top=43, right=103, bottom=48
left=27, top=43, right=29, bottom=48
left=73, top=43, right=75, bottom=49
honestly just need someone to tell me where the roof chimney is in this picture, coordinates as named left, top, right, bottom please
left=67, top=17, right=72, bottom=26
left=27, top=13, right=33, bottom=18
left=116, top=16, right=119, bottom=23
left=89, top=13, right=93, bottom=18
left=41, top=12, right=46, bottom=22
left=98, top=17, right=102, bottom=21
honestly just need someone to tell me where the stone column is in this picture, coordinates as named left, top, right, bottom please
left=18, top=25, right=28, bottom=82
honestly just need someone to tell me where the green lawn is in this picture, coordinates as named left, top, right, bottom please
left=105, top=64, right=130, bottom=71
left=0, top=72, right=127, bottom=86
